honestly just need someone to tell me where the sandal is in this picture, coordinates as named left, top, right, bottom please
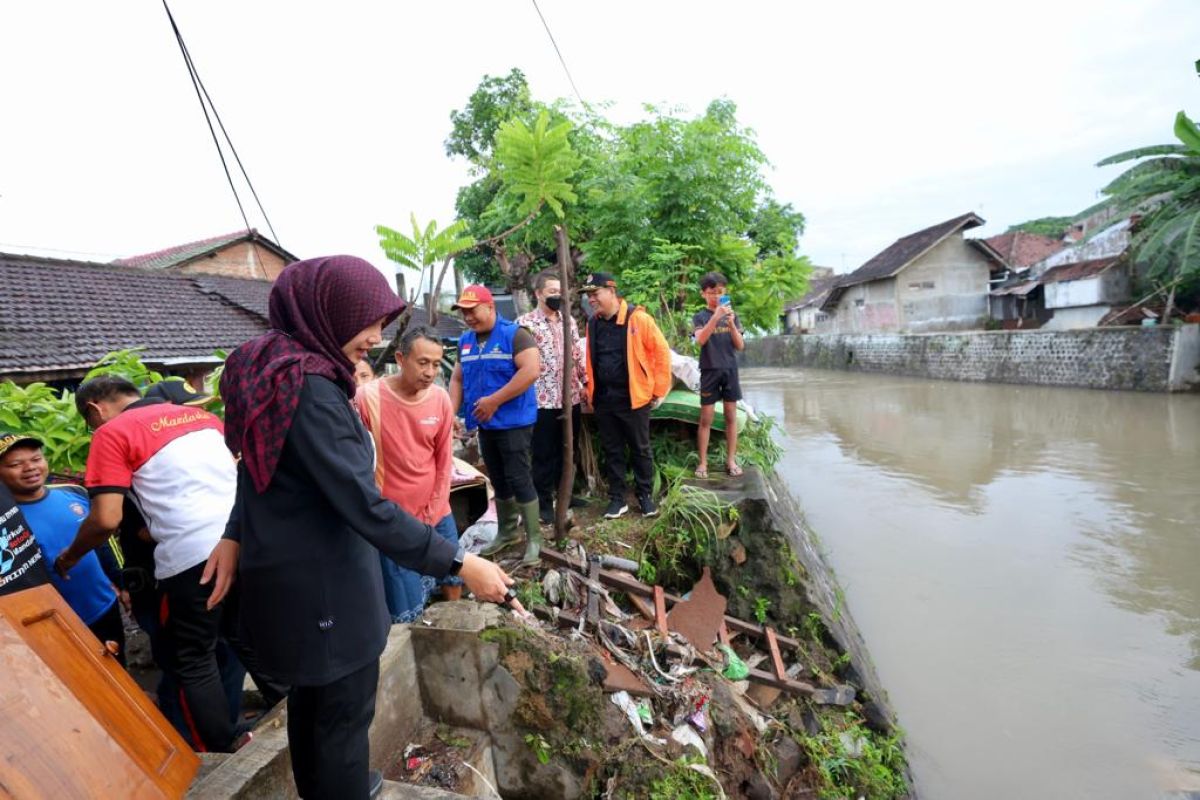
left=695, top=466, right=709, bottom=479
left=726, top=463, right=744, bottom=477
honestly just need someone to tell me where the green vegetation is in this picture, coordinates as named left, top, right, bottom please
left=1098, top=65, right=1200, bottom=310
left=647, top=757, right=720, bottom=800
left=444, top=69, right=812, bottom=334
left=797, top=713, right=907, bottom=800
left=514, top=578, right=546, bottom=609
left=1005, top=215, right=1072, bottom=237
left=0, top=381, right=91, bottom=474
left=0, top=348, right=205, bottom=475
left=753, top=595, right=771, bottom=625
left=636, top=477, right=738, bottom=585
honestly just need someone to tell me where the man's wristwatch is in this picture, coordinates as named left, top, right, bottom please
left=449, top=545, right=466, bottom=576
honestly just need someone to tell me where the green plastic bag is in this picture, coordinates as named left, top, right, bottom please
left=718, top=644, right=749, bottom=680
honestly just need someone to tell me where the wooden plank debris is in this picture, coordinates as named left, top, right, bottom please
left=541, top=546, right=805, bottom=651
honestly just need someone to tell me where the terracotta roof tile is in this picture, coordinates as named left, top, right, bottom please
left=1038, top=257, right=1120, bottom=284
left=113, top=229, right=297, bottom=271
left=984, top=231, right=1065, bottom=268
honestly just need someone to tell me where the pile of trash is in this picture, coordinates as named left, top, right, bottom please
left=472, top=536, right=885, bottom=799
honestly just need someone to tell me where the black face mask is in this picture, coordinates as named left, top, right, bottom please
left=545, top=295, right=563, bottom=312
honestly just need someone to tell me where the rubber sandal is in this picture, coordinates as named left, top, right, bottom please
left=695, top=466, right=708, bottom=479
left=726, top=463, right=744, bottom=477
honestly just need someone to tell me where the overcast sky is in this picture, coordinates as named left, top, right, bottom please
left=2, top=1, right=1197, bottom=280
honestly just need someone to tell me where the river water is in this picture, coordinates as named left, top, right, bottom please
left=740, top=368, right=1200, bottom=800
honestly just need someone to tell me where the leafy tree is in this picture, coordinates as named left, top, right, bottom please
left=1098, top=108, right=1200, bottom=303
left=375, top=214, right=475, bottom=302
left=580, top=100, right=768, bottom=283
left=445, top=68, right=535, bottom=167
left=748, top=199, right=806, bottom=257
left=737, top=253, right=813, bottom=334
left=494, top=111, right=580, bottom=220
left=444, top=72, right=813, bottom=326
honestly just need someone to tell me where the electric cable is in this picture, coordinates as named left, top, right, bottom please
left=161, top=1, right=282, bottom=248
left=530, top=0, right=586, bottom=110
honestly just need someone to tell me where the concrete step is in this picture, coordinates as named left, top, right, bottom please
left=379, top=779, right=488, bottom=799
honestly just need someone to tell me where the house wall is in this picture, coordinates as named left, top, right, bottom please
left=174, top=242, right=290, bottom=281
left=742, top=326, right=1197, bottom=392
left=1045, top=276, right=1102, bottom=309
left=820, top=279, right=899, bottom=334
left=1043, top=305, right=1112, bottom=330
left=896, top=237, right=990, bottom=332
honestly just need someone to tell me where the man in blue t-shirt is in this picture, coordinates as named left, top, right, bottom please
left=0, top=432, right=125, bottom=664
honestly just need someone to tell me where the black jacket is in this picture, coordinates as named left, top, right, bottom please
left=224, top=375, right=456, bottom=686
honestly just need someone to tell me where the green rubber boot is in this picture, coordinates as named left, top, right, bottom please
left=481, top=497, right=522, bottom=556
left=518, top=499, right=543, bottom=566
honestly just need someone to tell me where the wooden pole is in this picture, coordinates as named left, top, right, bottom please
left=554, top=225, right=575, bottom=542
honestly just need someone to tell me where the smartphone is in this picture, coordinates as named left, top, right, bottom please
left=718, top=295, right=731, bottom=306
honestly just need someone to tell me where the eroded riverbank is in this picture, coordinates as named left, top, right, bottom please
left=742, top=367, right=1200, bottom=799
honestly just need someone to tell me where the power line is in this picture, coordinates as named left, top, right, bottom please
left=530, top=0, right=586, bottom=109
left=161, top=1, right=283, bottom=248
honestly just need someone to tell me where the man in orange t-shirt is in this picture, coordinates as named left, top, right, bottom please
left=355, top=326, right=462, bottom=621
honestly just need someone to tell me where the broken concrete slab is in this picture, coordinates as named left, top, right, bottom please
left=666, top=567, right=727, bottom=653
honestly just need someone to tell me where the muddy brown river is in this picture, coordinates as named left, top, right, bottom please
left=741, top=368, right=1200, bottom=800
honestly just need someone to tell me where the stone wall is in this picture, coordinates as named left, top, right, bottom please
left=743, top=326, right=1200, bottom=392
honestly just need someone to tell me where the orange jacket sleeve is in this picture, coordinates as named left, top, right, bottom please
left=639, top=309, right=673, bottom=398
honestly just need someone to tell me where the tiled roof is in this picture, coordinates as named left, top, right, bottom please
left=1039, top=256, right=1120, bottom=284
left=984, top=231, right=1065, bottom=268
left=783, top=275, right=839, bottom=312
left=0, top=252, right=270, bottom=378
left=819, top=212, right=988, bottom=311
left=191, top=274, right=273, bottom=319
left=838, top=212, right=985, bottom=290
left=384, top=307, right=467, bottom=343
left=113, top=229, right=297, bottom=271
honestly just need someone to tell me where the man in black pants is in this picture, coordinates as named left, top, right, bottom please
left=448, top=285, right=543, bottom=565
left=56, top=376, right=248, bottom=752
left=517, top=269, right=588, bottom=524
left=581, top=272, right=673, bottom=519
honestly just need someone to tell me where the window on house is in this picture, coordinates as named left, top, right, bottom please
left=854, top=298, right=865, bottom=309
left=908, top=281, right=935, bottom=291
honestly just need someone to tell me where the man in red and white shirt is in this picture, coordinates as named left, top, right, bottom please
left=516, top=269, right=587, bottom=524
left=55, top=375, right=244, bottom=752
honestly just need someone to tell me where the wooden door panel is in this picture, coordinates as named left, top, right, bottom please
left=0, top=585, right=199, bottom=798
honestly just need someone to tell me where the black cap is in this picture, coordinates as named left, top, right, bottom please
left=144, top=380, right=212, bottom=407
left=579, top=271, right=618, bottom=292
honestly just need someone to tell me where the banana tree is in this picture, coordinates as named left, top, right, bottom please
left=1098, top=107, right=1200, bottom=317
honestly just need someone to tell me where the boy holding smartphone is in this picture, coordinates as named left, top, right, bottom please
left=693, top=272, right=745, bottom=478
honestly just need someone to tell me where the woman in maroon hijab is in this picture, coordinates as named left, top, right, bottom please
left=210, top=255, right=516, bottom=800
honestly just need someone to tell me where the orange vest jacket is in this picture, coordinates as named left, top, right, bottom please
left=585, top=300, right=673, bottom=409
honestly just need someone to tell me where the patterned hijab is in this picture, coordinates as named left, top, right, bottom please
left=221, top=255, right=403, bottom=492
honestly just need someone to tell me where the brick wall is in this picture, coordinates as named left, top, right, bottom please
left=175, top=242, right=289, bottom=281
left=742, top=327, right=1195, bottom=392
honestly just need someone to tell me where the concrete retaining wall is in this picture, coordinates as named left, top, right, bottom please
left=743, top=325, right=1200, bottom=392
